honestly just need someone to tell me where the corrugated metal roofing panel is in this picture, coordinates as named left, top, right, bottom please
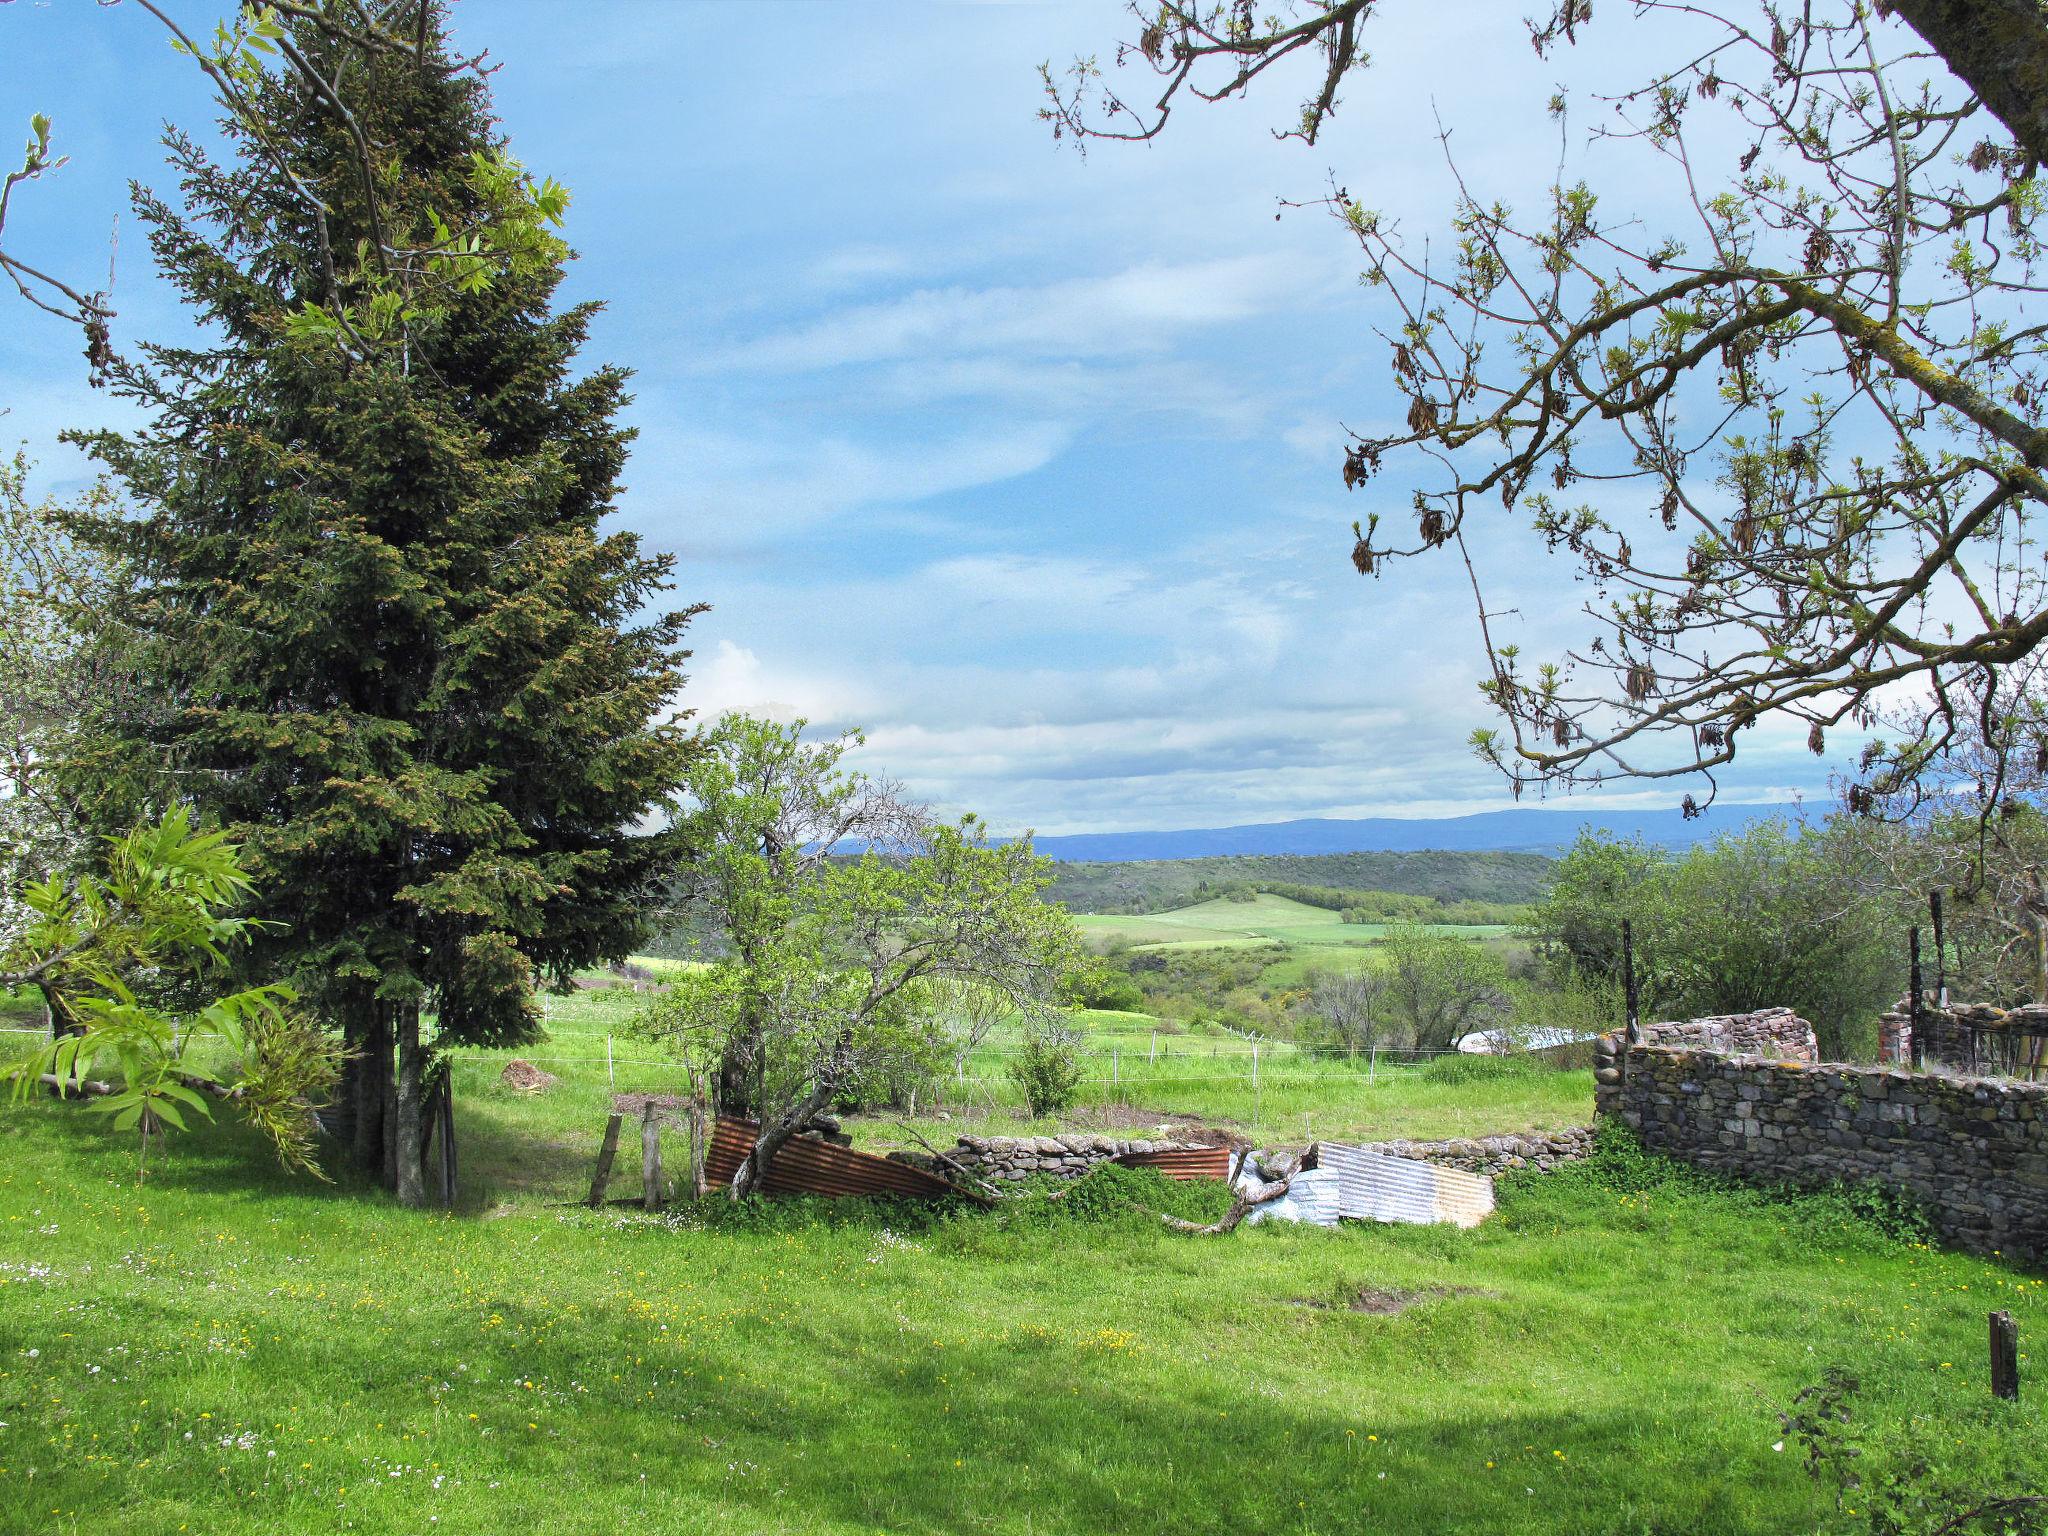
left=1319, top=1143, right=1494, bottom=1228
left=702, top=1117, right=966, bottom=1202
left=1242, top=1166, right=1342, bottom=1226
left=1114, top=1144, right=1231, bottom=1181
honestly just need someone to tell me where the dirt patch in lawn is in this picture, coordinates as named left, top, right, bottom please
left=1295, top=1285, right=1491, bottom=1315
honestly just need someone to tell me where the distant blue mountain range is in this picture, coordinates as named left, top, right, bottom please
left=1027, top=801, right=1810, bottom=862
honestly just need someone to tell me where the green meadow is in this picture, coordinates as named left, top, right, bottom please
left=1073, top=891, right=1510, bottom=954
left=4, top=1092, right=2045, bottom=1536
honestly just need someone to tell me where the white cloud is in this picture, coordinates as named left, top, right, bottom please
left=711, top=254, right=1328, bottom=374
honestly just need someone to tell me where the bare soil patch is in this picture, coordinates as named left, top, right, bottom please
left=1295, top=1285, right=1490, bottom=1315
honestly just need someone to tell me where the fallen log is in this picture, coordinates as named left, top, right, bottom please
left=39, top=1074, right=116, bottom=1098
left=1156, top=1149, right=1306, bottom=1235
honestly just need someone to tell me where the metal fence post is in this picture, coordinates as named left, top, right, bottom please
left=606, top=1034, right=615, bottom=1090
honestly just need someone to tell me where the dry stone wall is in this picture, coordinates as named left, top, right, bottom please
left=1596, top=1035, right=2048, bottom=1261
left=945, top=1134, right=1218, bottom=1181
left=1351, top=1127, right=1593, bottom=1178
left=1638, top=1007, right=1818, bottom=1062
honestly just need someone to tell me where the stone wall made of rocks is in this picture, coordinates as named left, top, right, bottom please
left=1638, top=1007, right=1818, bottom=1062
left=945, top=1134, right=1219, bottom=1181
left=1598, top=1039, right=2048, bottom=1261
left=1347, top=1126, right=1594, bottom=1178
left=1875, top=997, right=2048, bottom=1071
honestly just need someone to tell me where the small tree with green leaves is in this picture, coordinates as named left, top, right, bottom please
left=1381, top=922, right=1509, bottom=1049
left=639, top=714, right=1083, bottom=1198
left=2, top=808, right=341, bottom=1180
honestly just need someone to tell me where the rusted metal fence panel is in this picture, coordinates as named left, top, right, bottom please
left=1113, top=1144, right=1231, bottom=1181
left=702, top=1117, right=963, bottom=1201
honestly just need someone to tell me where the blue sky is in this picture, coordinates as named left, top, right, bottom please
left=0, top=0, right=1840, bottom=835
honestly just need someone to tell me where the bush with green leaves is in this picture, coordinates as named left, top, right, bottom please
left=1, top=808, right=341, bottom=1179
left=1529, top=820, right=1897, bottom=1058
left=1009, top=1017, right=1085, bottom=1117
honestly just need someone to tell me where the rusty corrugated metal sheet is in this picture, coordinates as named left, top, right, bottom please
left=702, top=1117, right=965, bottom=1202
left=1318, top=1143, right=1494, bottom=1228
left=1113, top=1143, right=1231, bottom=1181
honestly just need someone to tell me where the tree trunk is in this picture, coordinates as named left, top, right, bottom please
left=352, top=1003, right=388, bottom=1177
left=329, top=1008, right=362, bottom=1150
left=731, top=1055, right=844, bottom=1199
left=395, top=1002, right=425, bottom=1208
left=1890, top=0, right=2048, bottom=166
left=380, top=1013, right=399, bottom=1191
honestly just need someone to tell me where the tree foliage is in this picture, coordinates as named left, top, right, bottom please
left=2, top=807, right=340, bottom=1179
left=64, top=9, right=698, bottom=1204
left=0, top=454, right=137, bottom=931
left=1529, top=819, right=1898, bottom=1055
left=1379, top=920, right=1510, bottom=1048
left=2, top=1, right=566, bottom=368
left=1048, top=1, right=2048, bottom=807
left=637, top=715, right=1083, bottom=1197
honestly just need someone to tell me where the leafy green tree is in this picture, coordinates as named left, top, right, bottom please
left=68, top=12, right=698, bottom=1205
left=1300, top=965, right=1391, bottom=1056
left=638, top=715, right=1082, bottom=1198
left=2, top=808, right=340, bottom=1180
left=1380, top=922, right=1509, bottom=1049
left=1009, top=1016, right=1085, bottom=1117
left=1526, top=832, right=1675, bottom=1012
left=1529, top=821, right=1897, bottom=1057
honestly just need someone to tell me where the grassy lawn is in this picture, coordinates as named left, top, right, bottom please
left=441, top=983, right=1597, bottom=1162
left=3, top=1096, right=2044, bottom=1535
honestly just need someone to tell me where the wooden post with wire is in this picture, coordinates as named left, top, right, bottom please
left=587, top=1113, right=623, bottom=1208
left=1910, top=927, right=1926, bottom=1070
left=1622, top=919, right=1641, bottom=1046
left=641, top=1100, right=663, bottom=1212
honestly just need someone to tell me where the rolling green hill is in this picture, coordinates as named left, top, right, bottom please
left=1045, top=849, right=1555, bottom=914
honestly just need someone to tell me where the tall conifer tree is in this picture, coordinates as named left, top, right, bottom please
left=72, top=8, right=699, bottom=1204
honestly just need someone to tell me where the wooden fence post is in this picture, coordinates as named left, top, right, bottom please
left=1910, top=926, right=1926, bottom=1070
left=1932, top=890, right=1948, bottom=1007
left=687, top=1070, right=708, bottom=1199
left=1622, top=919, right=1640, bottom=1045
left=587, top=1112, right=623, bottom=1208
left=642, top=1100, right=663, bottom=1212
left=1992, top=1310, right=2020, bottom=1400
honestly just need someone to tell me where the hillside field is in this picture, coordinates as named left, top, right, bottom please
left=3, top=1083, right=2045, bottom=1536
left=1075, top=891, right=1518, bottom=998
left=1045, top=849, right=1556, bottom=914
